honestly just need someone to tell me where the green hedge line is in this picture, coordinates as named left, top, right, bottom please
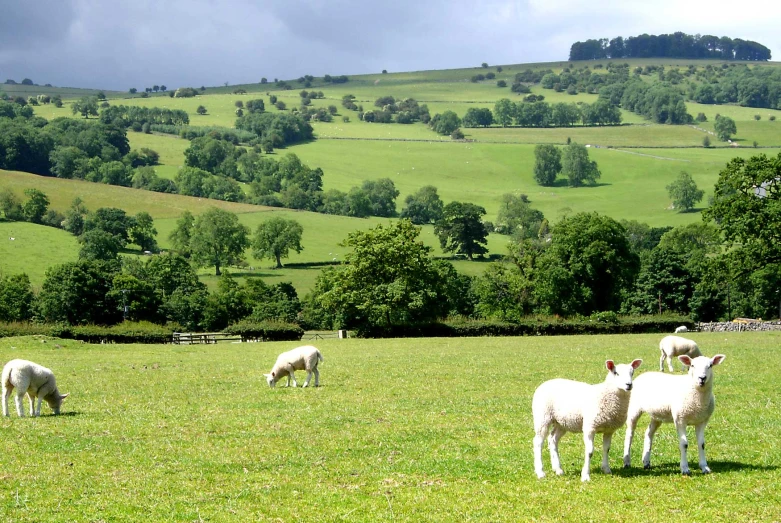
left=222, top=320, right=304, bottom=342
left=0, top=322, right=176, bottom=344
left=356, top=316, right=695, bottom=338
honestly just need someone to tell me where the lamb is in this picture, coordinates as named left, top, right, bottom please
left=532, top=358, right=643, bottom=481
left=659, top=335, right=702, bottom=372
left=2, top=359, right=69, bottom=417
left=674, top=325, right=688, bottom=333
left=622, top=354, right=726, bottom=475
left=264, top=345, right=323, bottom=388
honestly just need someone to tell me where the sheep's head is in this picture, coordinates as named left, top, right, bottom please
left=605, top=359, right=643, bottom=391
left=46, top=392, right=69, bottom=415
left=264, top=373, right=277, bottom=388
left=680, top=354, right=725, bottom=388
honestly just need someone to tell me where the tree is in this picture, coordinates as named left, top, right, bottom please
left=78, top=229, right=123, bottom=261
left=714, top=115, right=737, bottom=141
left=624, top=247, right=695, bottom=314
left=666, top=171, right=704, bottom=212
left=0, top=189, right=23, bottom=221
left=129, top=211, right=158, bottom=252
left=561, top=142, right=601, bottom=187
left=196, top=105, right=207, bottom=115
left=129, top=88, right=137, bottom=94
left=495, top=193, right=545, bottom=240
left=189, top=208, right=250, bottom=275
left=169, top=210, right=195, bottom=256
left=252, top=217, right=304, bottom=268
left=83, top=207, right=134, bottom=247
left=37, top=260, right=120, bottom=325
left=71, top=96, right=98, bottom=118
left=0, top=273, right=35, bottom=322
left=430, top=111, right=461, bottom=135
left=400, top=185, right=444, bottom=225
left=461, top=108, right=493, bottom=128
left=435, top=202, right=489, bottom=260
left=314, top=220, right=450, bottom=332
left=533, top=144, right=562, bottom=186
left=21, top=188, right=49, bottom=224
left=536, top=212, right=639, bottom=315
left=704, top=152, right=781, bottom=273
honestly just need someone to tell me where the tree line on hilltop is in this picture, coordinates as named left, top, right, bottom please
left=570, top=32, right=771, bottom=61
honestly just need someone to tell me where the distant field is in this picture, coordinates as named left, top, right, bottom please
left=0, top=332, right=778, bottom=521
left=0, top=222, right=79, bottom=285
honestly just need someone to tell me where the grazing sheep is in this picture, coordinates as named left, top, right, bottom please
left=2, top=359, right=69, bottom=417
left=659, top=336, right=702, bottom=372
left=264, top=345, right=323, bottom=388
left=622, top=354, right=726, bottom=475
left=675, top=325, right=688, bottom=333
left=532, top=358, right=643, bottom=481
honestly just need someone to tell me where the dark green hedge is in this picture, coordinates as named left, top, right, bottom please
left=0, top=322, right=176, bottom=344
left=223, top=320, right=304, bottom=342
left=356, top=316, right=694, bottom=338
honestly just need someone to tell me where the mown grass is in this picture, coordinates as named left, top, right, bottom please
left=0, top=332, right=778, bottom=522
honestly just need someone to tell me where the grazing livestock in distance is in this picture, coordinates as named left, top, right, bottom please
left=659, top=335, right=702, bottom=372
left=265, top=345, right=323, bottom=388
left=2, top=359, right=69, bottom=417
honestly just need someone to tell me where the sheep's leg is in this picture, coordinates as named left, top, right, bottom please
left=659, top=352, right=666, bottom=372
left=549, top=426, right=565, bottom=476
left=14, top=391, right=25, bottom=417
left=581, top=430, right=596, bottom=481
left=601, top=432, right=613, bottom=474
left=34, top=396, right=44, bottom=417
left=666, top=355, right=675, bottom=373
left=313, top=367, right=320, bottom=387
left=675, top=421, right=691, bottom=475
left=695, top=423, right=710, bottom=474
left=28, top=394, right=35, bottom=416
left=302, top=370, right=312, bottom=388
left=2, top=385, right=11, bottom=417
left=533, top=422, right=549, bottom=479
left=623, top=412, right=638, bottom=468
left=641, top=419, right=661, bottom=469
left=285, top=365, right=297, bottom=387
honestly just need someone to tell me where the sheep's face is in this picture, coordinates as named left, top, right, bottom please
left=46, top=393, right=69, bottom=415
left=605, top=359, right=643, bottom=391
left=264, top=373, right=276, bottom=388
left=680, top=354, right=726, bottom=388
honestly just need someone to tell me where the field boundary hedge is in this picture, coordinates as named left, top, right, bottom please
left=356, top=316, right=694, bottom=338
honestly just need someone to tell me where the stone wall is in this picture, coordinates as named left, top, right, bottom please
left=698, top=321, right=781, bottom=332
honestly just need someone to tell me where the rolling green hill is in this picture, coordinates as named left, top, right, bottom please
left=2, top=57, right=781, bottom=294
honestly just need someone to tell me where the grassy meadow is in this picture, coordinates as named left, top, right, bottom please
left=0, top=332, right=779, bottom=521
left=3, top=58, right=781, bottom=293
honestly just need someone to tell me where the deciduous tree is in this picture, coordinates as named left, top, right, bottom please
left=252, top=217, right=304, bottom=268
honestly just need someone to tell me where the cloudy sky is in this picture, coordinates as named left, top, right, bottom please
left=1, top=0, right=779, bottom=91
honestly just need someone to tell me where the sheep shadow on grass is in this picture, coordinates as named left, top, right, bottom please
left=615, top=460, right=777, bottom=478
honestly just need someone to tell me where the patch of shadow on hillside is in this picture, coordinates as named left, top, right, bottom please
left=550, top=179, right=611, bottom=189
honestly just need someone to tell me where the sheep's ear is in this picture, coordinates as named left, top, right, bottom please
left=631, top=359, right=643, bottom=369
left=711, top=354, right=726, bottom=366
left=271, top=372, right=276, bottom=377
left=678, top=355, right=693, bottom=366
left=60, top=393, right=69, bottom=401
left=605, top=360, right=615, bottom=372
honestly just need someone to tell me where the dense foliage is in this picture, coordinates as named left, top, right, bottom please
left=570, top=33, right=771, bottom=61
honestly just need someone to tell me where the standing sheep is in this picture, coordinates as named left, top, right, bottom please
left=659, top=335, right=702, bottom=372
left=2, top=359, right=69, bottom=417
left=622, top=354, right=726, bottom=475
left=264, top=345, right=323, bottom=388
left=674, top=325, right=688, bottom=333
left=532, top=358, right=643, bottom=481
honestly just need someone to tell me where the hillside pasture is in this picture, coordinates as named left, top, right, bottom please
left=0, top=332, right=778, bottom=521
left=0, top=222, right=79, bottom=285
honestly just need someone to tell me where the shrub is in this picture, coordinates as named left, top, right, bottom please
left=222, top=320, right=303, bottom=342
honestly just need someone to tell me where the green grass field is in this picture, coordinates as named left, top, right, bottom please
left=0, top=332, right=778, bottom=521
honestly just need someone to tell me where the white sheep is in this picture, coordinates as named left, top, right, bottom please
left=264, top=345, right=323, bottom=388
left=2, top=359, right=69, bottom=417
left=622, top=354, right=726, bottom=475
left=674, top=325, right=688, bottom=333
left=659, top=335, right=702, bottom=372
left=532, top=358, right=643, bottom=481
